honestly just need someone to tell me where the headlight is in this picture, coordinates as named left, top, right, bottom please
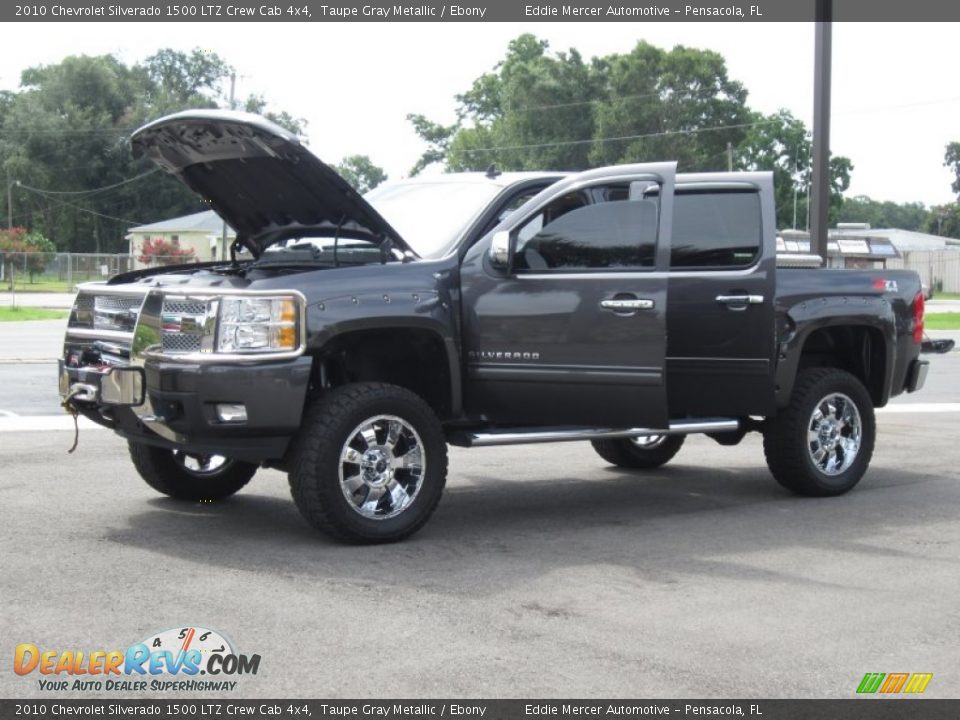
left=217, top=296, right=300, bottom=353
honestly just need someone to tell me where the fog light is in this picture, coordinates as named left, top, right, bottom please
left=216, top=403, right=247, bottom=423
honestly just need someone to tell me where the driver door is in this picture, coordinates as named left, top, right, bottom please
left=459, top=163, right=676, bottom=429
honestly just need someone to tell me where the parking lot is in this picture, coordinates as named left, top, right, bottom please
left=1, top=319, right=958, bottom=699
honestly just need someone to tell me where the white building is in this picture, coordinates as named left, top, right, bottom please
left=127, top=210, right=236, bottom=268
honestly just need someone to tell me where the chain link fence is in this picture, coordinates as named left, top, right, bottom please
left=0, top=252, right=196, bottom=292
left=886, top=251, right=960, bottom=295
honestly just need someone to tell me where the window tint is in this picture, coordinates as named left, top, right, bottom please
left=515, top=198, right=659, bottom=271
left=671, top=191, right=761, bottom=268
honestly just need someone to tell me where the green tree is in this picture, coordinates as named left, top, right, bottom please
left=589, top=42, right=749, bottom=170
left=410, top=34, right=752, bottom=175
left=141, top=48, right=230, bottom=109
left=837, top=196, right=930, bottom=231
left=0, top=49, right=304, bottom=253
left=335, top=155, right=387, bottom=194
left=243, top=95, right=308, bottom=137
left=0, top=227, right=55, bottom=285
left=945, top=141, right=960, bottom=197
left=406, top=114, right=458, bottom=176
left=924, top=204, right=960, bottom=239
left=926, top=143, right=960, bottom=240
left=735, top=109, right=852, bottom=228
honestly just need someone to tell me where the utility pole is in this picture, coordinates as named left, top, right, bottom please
left=7, top=175, right=14, bottom=229
left=810, top=0, right=833, bottom=263
left=726, top=142, right=733, bottom=172
left=792, top=154, right=799, bottom=229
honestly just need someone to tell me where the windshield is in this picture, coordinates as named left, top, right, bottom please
left=364, top=179, right=508, bottom=258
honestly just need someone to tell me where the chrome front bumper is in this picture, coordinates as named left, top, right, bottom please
left=59, top=361, right=145, bottom=407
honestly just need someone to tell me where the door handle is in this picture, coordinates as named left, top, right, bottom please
left=715, top=294, right=764, bottom=305
left=600, top=298, right=655, bottom=311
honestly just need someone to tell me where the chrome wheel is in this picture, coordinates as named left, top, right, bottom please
left=630, top=434, right=667, bottom=449
left=172, top=452, right=229, bottom=476
left=338, top=414, right=425, bottom=520
left=807, top=392, right=862, bottom=476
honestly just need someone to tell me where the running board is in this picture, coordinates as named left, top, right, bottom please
left=451, top=418, right=740, bottom=448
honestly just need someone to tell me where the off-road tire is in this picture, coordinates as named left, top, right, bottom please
left=591, top=435, right=685, bottom=470
left=128, top=442, right=257, bottom=501
left=763, top=367, right=875, bottom=497
left=288, top=382, right=448, bottom=544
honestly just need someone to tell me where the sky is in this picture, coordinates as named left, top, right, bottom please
left=1, top=21, right=958, bottom=207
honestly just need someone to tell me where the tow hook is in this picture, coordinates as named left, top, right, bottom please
left=60, top=386, right=89, bottom=454
left=921, top=338, right=955, bottom=354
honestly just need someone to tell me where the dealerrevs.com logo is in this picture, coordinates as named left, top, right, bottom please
left=14, top=626, right=261, bottom=693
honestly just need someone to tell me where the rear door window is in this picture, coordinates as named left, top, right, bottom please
left=671, top=191, right=761, bottom=269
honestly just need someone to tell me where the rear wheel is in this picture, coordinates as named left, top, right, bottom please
left=763, top=368, right=875, bottom=496
left=128, top=442, right=257, bottom=501
left=288, top=382, right=448, bottom=544
left=591, top=434, right=685, bottom=470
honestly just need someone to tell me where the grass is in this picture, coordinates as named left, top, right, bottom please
left=0, top=307, right=69, bottom=322
left=2, top=279, right=75, bottom=293
left=932, top=292, right=960, bottom=301
left=925, top=313, right=960, bottom=330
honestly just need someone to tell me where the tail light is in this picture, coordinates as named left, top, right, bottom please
left=912, top=291, right=924, bottom=344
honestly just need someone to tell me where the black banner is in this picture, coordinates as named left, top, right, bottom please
left=5, top=0, right=960, bottom=22
left=1, top=700, right=959, bottom=720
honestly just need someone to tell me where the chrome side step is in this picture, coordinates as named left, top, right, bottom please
left=454, top=418, right=740, bottom=448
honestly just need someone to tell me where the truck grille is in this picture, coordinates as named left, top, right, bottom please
left=161, top=300, right=208, bottom=316
left=93, top=294, right=143, bottom=332
left=159, top=297, right=213, bottom=355
left=161, top=333, right=203, bottom=353
left=69, top=291, right=145, bottom=333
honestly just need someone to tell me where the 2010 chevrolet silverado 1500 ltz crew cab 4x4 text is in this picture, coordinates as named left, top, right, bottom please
left=59, top=111, right=952, bottom=543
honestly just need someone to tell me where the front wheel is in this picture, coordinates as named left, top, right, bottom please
left=591, top=434, right=685, bottom=470
left=763, top=368, right=876, bottom=496
left=128, top=442, right=257, bottom=501
left=288, top=382, right=448, bottom=544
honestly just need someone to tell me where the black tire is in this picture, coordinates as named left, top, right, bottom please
left=288, top=382, right=448, bottom=544
left=763, top=367, right=876, bottom=497
left=128, top=442, right=257, bottom=501
left=591, top=434, right=685, bottom=470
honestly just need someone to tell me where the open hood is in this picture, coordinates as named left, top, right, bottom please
left=130, top=110, right=413, bottom=257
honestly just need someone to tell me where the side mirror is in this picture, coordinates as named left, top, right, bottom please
left=489, top=230, right=511, bottom=270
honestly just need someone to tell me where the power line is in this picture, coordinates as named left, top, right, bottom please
left=504, top=90, right=664, bottom=113
left=459, top=119, right=769, bottom=156
left=0, top=126, right=137, bottom=137
left=15, top=169, right=160, bottom=197
left=32, top=194, right=144, bottom=225
left=13, top=185, right=147, bottom=226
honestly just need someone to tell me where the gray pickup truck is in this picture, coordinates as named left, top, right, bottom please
left=59, top=111, right=948, bottom=543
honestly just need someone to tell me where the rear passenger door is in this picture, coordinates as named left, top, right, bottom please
left=666, top=179, right=776, bottom=417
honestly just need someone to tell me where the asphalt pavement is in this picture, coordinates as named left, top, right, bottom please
left=1, top=308, right=959, bottom=700
left=2, top=414, right=959, bottom=698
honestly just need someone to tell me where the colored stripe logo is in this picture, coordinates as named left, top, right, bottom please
left=857, top=672, right=933, bottom=694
